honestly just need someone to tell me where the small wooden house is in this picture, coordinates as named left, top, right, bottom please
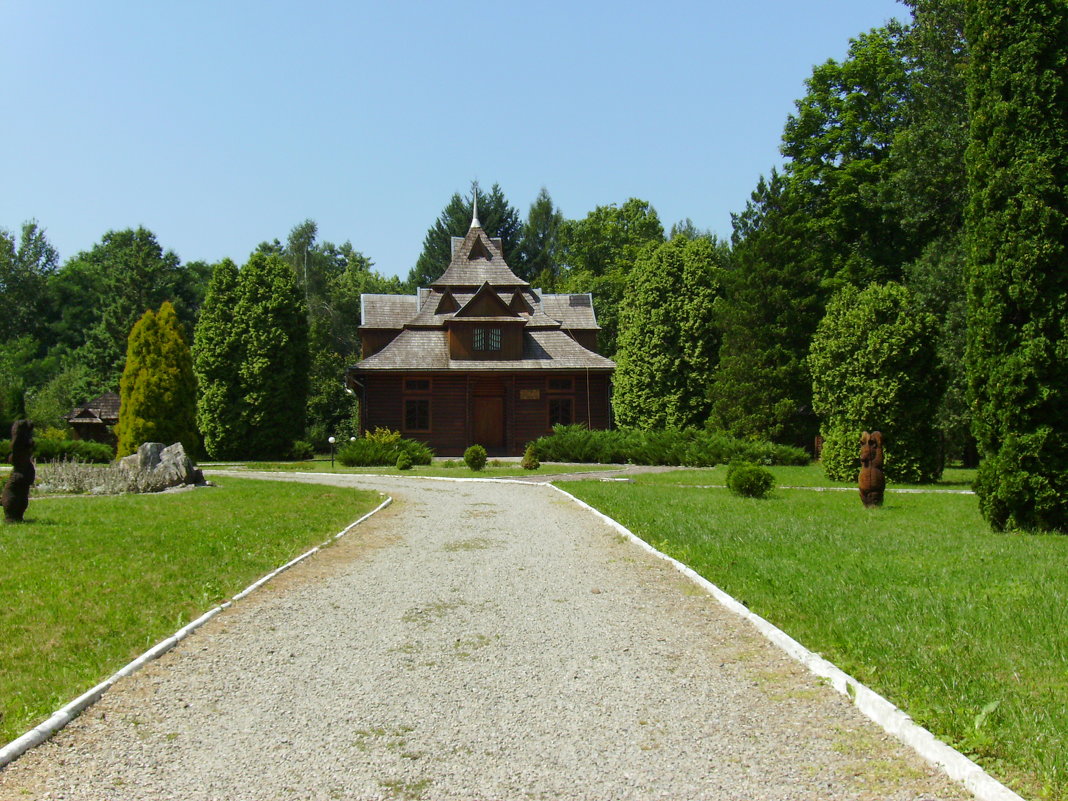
left=66, top=391, right=120, bottom=444
left=347, top=212, right=615, bottom=456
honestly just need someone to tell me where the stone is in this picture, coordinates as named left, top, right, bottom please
left=858, top=430, right=886, bottom=508
left=2, top=420, right=35, bottom=523
left=119, top=442, right=203, bottom=490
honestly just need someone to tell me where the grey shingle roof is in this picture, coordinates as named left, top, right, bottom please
left=431, top=225, right=529, bottom=288
left=67, top=391, right=120, bottom=424
left=538, top=293, right=600, bottom=330
left=352, top=329, right=614, bottom=372
left=361, top=294, right=418, bottom=329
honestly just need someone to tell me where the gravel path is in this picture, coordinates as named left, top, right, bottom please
left=0, top=473, right=972, bottom=801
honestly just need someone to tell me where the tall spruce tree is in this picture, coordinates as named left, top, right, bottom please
left=613, top=236, right=725, bottom=429
left=193, top=259, right=245, bottom=459
left=234, top=252, right=309, bottom=459
left=964, top=0, right=1068, bottom=531
left=115, top=302, right=199, bottom=458
left=518, top=187, right=565, bottom=288
left=708, top=172, right=825, bottom=446
left=407, top=182, right=523, bottom=288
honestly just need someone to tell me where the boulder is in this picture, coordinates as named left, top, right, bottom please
left=119, top=442, right=204, bottom=489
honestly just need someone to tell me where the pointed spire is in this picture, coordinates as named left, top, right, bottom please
left=470, top=188, right=481, bottom=229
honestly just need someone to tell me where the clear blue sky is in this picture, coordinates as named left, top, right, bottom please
left=2, top=0, right=907, bottom=279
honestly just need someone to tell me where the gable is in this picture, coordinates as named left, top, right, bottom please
left=453, top=282, right=519, bottom=319
left=435, top=290, right=459, bottom=314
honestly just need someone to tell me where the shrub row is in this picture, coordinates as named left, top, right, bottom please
left=0, top=438, right=114, bottom=464
left=528, top=425, right=809, bottom=467
left=337, top=428, right=433, bottom=467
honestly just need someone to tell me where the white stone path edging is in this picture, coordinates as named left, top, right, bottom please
left=548, top=483, right=1024, bottom=801
left=0, top=495, right=393, bottom=771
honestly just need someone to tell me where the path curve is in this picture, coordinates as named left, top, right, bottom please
left=0, top=473, right=971, bottom=800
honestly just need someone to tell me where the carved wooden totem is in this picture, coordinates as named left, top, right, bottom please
left=2, top=419, right=35, bottom=523
left=858, top=430, right=885, bottom=508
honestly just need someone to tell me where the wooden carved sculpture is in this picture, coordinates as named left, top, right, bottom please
left=858, top=430, right=885, bottom=508
left=2, top=420, right=35, bottom=523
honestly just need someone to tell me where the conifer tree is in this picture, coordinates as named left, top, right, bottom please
left=234, top=252, right=309, bottom=459
left=116, top=301, right=199, bottom=458
left=613, top=236, right=725, bottom=429
left=518, top=187, right=565, bottom=287
left=708, top=172, right=825, bottom=446
left=407, top=182, right=524, bottom=288
left=193, top=259, right=245, bottom=459
left=964, top=0, right=1068, bottom=531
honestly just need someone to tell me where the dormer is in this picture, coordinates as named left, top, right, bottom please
left=446, top=282, right=526, bottom=360
left=435, top=289, right=460, bottom=315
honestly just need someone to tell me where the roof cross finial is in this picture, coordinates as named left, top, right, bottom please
left=470, top=188, right=481, bottom=229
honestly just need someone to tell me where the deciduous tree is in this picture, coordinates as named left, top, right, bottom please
left=557, top=198, right=664, bottom=356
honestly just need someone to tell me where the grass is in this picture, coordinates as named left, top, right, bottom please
left=0, top=477, right=382, bottom=746
left=627, top=463, right=977, bottom=489
left=556, top=479, right=1068, bottom=800
left=225, top=459, right=619, bottom=479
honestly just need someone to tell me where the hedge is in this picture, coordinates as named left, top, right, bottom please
left=528, top=425, right=809, bottom=467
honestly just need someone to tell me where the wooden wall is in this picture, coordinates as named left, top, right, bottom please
left=360, top=371, right=613, bottom=456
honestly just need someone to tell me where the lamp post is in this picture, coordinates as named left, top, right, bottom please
left=328, top=436, right=336, bottom=470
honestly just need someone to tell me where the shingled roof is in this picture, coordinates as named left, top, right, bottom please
left=356, top=329, right=614, bottom=371
left=430, top=220, right=529, bottom=289
left=66, top=391, right=120, bottom=425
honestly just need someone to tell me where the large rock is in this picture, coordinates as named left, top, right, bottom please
left=119, top=442, right=204, bottom=489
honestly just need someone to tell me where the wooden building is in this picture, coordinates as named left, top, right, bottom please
left=66, top=392, right=120, bottom=445
left=347, top=211, right=615, bottom=456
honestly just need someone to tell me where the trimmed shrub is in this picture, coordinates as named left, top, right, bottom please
left=464, top=444, right=487, bottom=471
left=521, top=444, right=540, bottom=471
left=337, top=430, right=432, bottom=467
left=726, top=462, right=775, bottom=499
left=288, top=440, right=315, bottom=461
left=395, top=452, right=413, bottom=471
left=810, top=283, right=943, bottom=484
left=529, top=424, right=808, bottom=468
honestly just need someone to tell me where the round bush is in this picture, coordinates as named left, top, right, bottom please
left=395, top=452, right=413, bottom=471
left=726, top=462, right=774, bottom=499
left=464, top=444, right=487, bottom=471
left=289, top=440, right=315, bottom=461
left=521, top=444, right=540, bottom=471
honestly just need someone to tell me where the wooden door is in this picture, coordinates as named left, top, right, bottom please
left=473, top=397, right=505, bottom=449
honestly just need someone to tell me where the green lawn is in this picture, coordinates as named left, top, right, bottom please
left=557, top=479, right=1067, bottom=800
left=0, top=477, right=382, bottom=746
left=227, top=459, right=620, bottom=479
left=627, top=463, right=978, bottom=489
